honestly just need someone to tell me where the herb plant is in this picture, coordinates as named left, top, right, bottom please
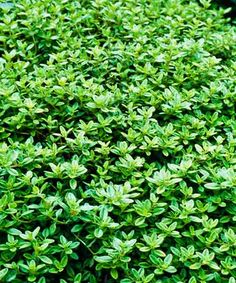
left=0, top=0, right=236, bottom=282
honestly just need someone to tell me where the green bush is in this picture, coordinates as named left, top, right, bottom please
left=0, top=0, right=236, bottom=282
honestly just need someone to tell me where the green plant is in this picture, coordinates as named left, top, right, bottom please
left=0, top=0, right=235, bottom=282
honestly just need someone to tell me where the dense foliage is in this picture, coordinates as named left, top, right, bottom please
left=0, top=0, right=236, bottom=282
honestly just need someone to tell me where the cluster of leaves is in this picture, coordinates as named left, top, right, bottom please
left=212, top=0, right=236, bottom=20
left=0, top=0, right=236, bottom=282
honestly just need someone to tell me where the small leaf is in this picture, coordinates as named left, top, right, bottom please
left=208, top=261, right=220, bottom=270
left=189, top=262, right=201, bottom=270
left=74, top=273, right=82, bottom=283
left=94, top=228, right=103, bottom=238
left=8, top=228, right=22, bottom=236
left=188, top=277, right=197, bottom=283
left=204, top=183, right=220, bottom=190
left=7, top=168, right=19, bottom=176
left=39, top=256, right=53, bottom=265
left=110, top=269, right=118, bottom=279
left=94, top=256, right=112, bottom=263
left=0, top=268, right=8, bottom=280
left=70, top=179, right=77, bottom=190
left=164, top=254, right=173, bottom=265
left=165, top=266, right=177, bottom=273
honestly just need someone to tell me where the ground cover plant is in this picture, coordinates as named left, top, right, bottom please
left=0, top=0, right=236, bottom=282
